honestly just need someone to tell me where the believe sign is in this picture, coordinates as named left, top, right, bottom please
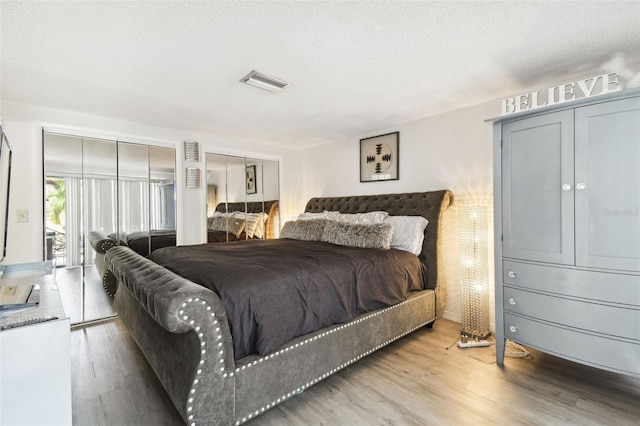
left=500, top=72, right=621, bottom=116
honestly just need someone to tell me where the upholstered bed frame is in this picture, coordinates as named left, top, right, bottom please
left=105, top=190, right=452, bottom=425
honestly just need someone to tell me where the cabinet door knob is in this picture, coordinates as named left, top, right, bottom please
left=576, top=182, right=586, bottom=191
left=508, top=270, right=517, bottom=278
left=509, top=325, right=518, bottom=333
left=562, top=184, right=572, bottom=191
left=508, top=297, right=517, bottom=305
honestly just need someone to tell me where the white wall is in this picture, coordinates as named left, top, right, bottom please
left=281, top=100, right=500, bottom=326
left=1, top=101, right=285, bottom=265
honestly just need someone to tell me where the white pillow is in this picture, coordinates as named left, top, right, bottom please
left=232, top=212, right=262, bottom=238
left=334, top=211, right=388, bottom=225
left=252, top=212, right=270, bottom=239
left=210, top=211, right=231, bottom=218
left=383, top=215, right=429, bottom=255
left=297, top=211, right=330, bottom=221
left=323, top=211, right=342, bottom=221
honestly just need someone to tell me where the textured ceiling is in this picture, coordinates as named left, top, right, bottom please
left=2, top=1, right=640, bottom=149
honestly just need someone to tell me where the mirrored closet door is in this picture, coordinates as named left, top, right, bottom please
left=43, top=132, right=176, bottom=325
left=205, top=153, right=279, bottom=242
left=261, top=159, right=280, bottom=238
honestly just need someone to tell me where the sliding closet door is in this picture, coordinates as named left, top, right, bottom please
left=44, top=134, right=81, bottom=268
left=206, top=153, right=227, bottom=240
left=205, top=153, right=280, bottom=241
left=246, top=158, right=263, bottom=204
left=43, top=133, right=118, bottom=324
left=204, top=154, right=247, bottom=241
left=246, top=158, right=264, bottom=238
left=263, top=159, right=280, bottom=237
left=246, top=158, right=281, bottom=239
left=118, top=143, right=150, bottom=255
left=44, top=133, right=83, bottom=323
left=82, top=138, right=118, bottom=322
left=149, top=146, right=176, bottom=232
left=226, top=156, right=247, bottom=238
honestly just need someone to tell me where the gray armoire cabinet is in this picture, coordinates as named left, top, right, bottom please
left=492, top=89, right=640, bottom=377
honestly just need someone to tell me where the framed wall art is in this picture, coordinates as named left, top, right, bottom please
left=246, top=164, right=257, bottom=194
left=360, top=131, right=399, bottom=182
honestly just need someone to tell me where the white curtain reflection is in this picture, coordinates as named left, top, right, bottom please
left=83, top=178, right=117, bottom=266
left=64, top=177, right=82, bottom=267
left=84, top=178, right=117, bottom=235
left=118, top=179, right=150, bottom=233
left=64, top=178, right=160, bottom=267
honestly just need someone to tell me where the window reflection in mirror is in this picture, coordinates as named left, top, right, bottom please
left=117, top=142, right=149, bottom=232
left=117, top=142, right=150, bottom=260
left=83, top=137, right=118, bottom=268
left=44, top=134, right=83, bottom=269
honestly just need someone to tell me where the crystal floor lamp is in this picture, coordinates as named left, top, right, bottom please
left=459, top=205, right=491, bottom=340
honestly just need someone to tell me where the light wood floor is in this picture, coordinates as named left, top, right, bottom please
left=71, top=318, right=640, bottom=425
left=56, top=265, right=116, bottom=324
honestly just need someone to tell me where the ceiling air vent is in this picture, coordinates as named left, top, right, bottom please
left=240, top=70, right=289, bottom=93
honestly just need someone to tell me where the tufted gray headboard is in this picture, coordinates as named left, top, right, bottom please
left=304, top=190, right=453, bottom=312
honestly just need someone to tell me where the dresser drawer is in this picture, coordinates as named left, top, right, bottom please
left=504, top=313, right=640, bottom=376
left=503, top=260, right=640, bottom=306
left=504, top=287, right=640, bottom=341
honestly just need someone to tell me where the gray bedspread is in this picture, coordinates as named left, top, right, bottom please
left=148, top=239, right=426, bottom=359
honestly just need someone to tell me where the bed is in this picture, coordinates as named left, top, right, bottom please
left=90, top=200, right=279, bottom=296
left=105, top=190, right=452, bottom=425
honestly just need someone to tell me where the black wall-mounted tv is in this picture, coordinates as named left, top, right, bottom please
left=0, top=123, right=13, bottom=274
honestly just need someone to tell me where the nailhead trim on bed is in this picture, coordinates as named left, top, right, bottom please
left=102, top=275, right=114, bottom=298
left=179, top=297, right=226, bottom=426
left=99, top=241, right=117, bottom=298
left=232, top=291, right=433, bottom=425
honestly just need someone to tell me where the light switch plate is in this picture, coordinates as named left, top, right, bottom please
left=16, top=209, right=29, bottom=223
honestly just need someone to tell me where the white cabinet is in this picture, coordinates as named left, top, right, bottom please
left=493, top=90, right=640, bottom=377
left=0, top=268, right=71, bottom=426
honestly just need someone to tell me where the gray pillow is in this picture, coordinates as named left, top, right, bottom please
left=280, top=219, right=328, bottom=241
left=321, top=221, right=393, bottom=250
